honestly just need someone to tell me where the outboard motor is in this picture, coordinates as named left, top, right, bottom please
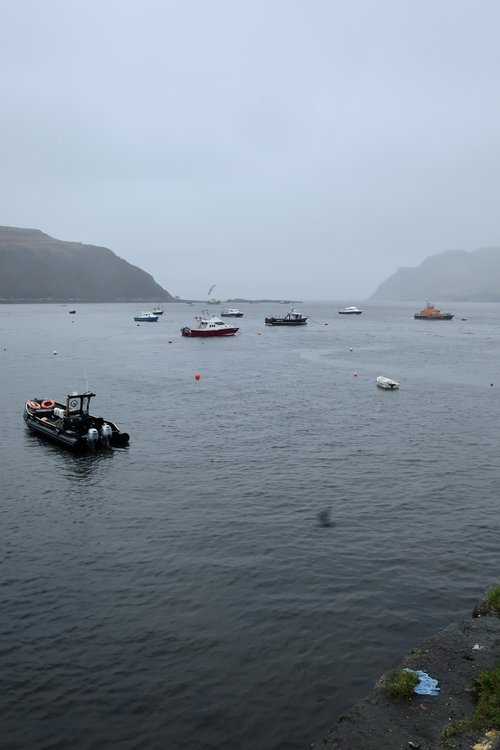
left=86, top=427, right=99, bottom=448
left=100, top=423, right=113, bottom=446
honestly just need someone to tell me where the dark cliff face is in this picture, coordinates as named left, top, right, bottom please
left=0, top=226, right=175, bottom=302
left=370, top=247, right=500, bottom=302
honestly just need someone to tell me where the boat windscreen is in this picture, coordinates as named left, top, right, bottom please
left=66, top=392, right=95, bottom=414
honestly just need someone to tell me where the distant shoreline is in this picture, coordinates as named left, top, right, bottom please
left=0, top=298, right=302, bottom=305
left=0, top=299, right=183, bottom=304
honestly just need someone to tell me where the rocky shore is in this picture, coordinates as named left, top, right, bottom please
left=312, top=599, right=500, bottom=750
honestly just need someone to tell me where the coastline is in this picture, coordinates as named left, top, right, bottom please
left=312, top=598, right=500, bottom=750
left=0, top=299, right=179, bottom=304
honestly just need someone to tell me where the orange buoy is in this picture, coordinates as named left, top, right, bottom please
left=195, top=372, right=201, bottom=380
left=41, top=399, right=56, bottom=408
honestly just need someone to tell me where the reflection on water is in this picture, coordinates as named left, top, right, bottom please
left=3, top=302, right=500, bottom=750
left=59, top=448, right=116, bottom=480
left=25, top=430, right=116, bottom=479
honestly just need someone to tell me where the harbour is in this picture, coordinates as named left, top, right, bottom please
left=2, top=301, right=500, bottom=750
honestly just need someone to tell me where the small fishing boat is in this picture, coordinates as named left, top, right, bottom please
left=220, top=308, right=243, bottom=317
left=151, top=304, right=164, bottom=315
left=69, top=309, right=76, bottom=314
left=181, top=310, right=239, bottom=337
left=376, top=376, right=400, bottom=390
left=133, top=310, right=159, bottom=322
left=265, top=307, right=308, bottom=326
left=414, top=302, right=453, bottom=320
left=339, top=305, right=363, bottom=315
left=24, top=392, right=130, bottom=451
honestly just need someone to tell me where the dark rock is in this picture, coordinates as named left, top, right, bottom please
left=311, top=614, right=500, bottom=750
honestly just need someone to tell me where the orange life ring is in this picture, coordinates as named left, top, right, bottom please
left=41, top=399, right=56, bottom=409
left=28, top=400, right=41, bottom=410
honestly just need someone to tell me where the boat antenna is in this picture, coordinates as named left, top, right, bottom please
left=85, top=369, right=89, bottom=393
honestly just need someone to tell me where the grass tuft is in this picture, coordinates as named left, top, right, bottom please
left=440, top=719, right=473, bottom=747
left=439, top=663, right=500, bottom=744
left=485, top=586, right=500, bottom=616
left=385, top=669, right=419, bottom=698
left=472, top=662, right=500, bottom=730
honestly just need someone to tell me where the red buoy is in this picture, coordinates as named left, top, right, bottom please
left=195, top=372, right=201, bottom=380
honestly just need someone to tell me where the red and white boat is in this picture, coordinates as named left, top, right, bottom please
left=181, top=310, right=239, bottom=337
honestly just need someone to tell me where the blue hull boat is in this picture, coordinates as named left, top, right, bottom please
left=134, top=310, right=159, bottom=322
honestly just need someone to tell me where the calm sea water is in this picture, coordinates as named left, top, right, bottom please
left=2, top=302, right=500, bottom=750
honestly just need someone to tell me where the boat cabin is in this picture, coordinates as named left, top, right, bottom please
left=196, top=317, right=228, bottom=330
left=66, top=392, right=95, bottom=417
left=285, top=309, right=304, bottom=320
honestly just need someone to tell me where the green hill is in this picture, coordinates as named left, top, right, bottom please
left=0, top=226, right=175, bottom=302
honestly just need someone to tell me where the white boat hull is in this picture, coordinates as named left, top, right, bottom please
left=376, top=376, right=399, bottom=390
left=339, top=306, right=363, bottom=314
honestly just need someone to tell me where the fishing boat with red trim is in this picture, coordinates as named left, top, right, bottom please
left=24, top=392, right=130, bottom=451
left=414, top=302, right=454, bottom=320
left=181, top=309, right=239, bottom=337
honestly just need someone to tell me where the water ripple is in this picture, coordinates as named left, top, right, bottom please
left=1, top=302, right=500, bottom=750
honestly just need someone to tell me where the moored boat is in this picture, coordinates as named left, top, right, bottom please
left=220, top=308, right=243, bottom=317
left=134, top=310, right=159, bottom=322
left=339, top=305, right=363, bottom=315
left=181, top=310, right=239, bottom=337
left=24, top=392, right=130, bottom=451
left=151, top=304, right=164, bottom=315
left=376, top=376, right=400, bottom=390
left=265, top=307, right=308, bottom=326
left=414, top=302, right=453, bottom=320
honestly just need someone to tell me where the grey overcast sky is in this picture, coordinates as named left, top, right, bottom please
left=1, top=0, right=500, bottom=300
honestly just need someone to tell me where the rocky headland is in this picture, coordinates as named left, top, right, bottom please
left=0, top=226, right=175, bottom=302
left=370, top=248, right=500, bottom=302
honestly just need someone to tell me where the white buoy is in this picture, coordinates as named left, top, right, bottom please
left=53, top=351, right=58, bottom=356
